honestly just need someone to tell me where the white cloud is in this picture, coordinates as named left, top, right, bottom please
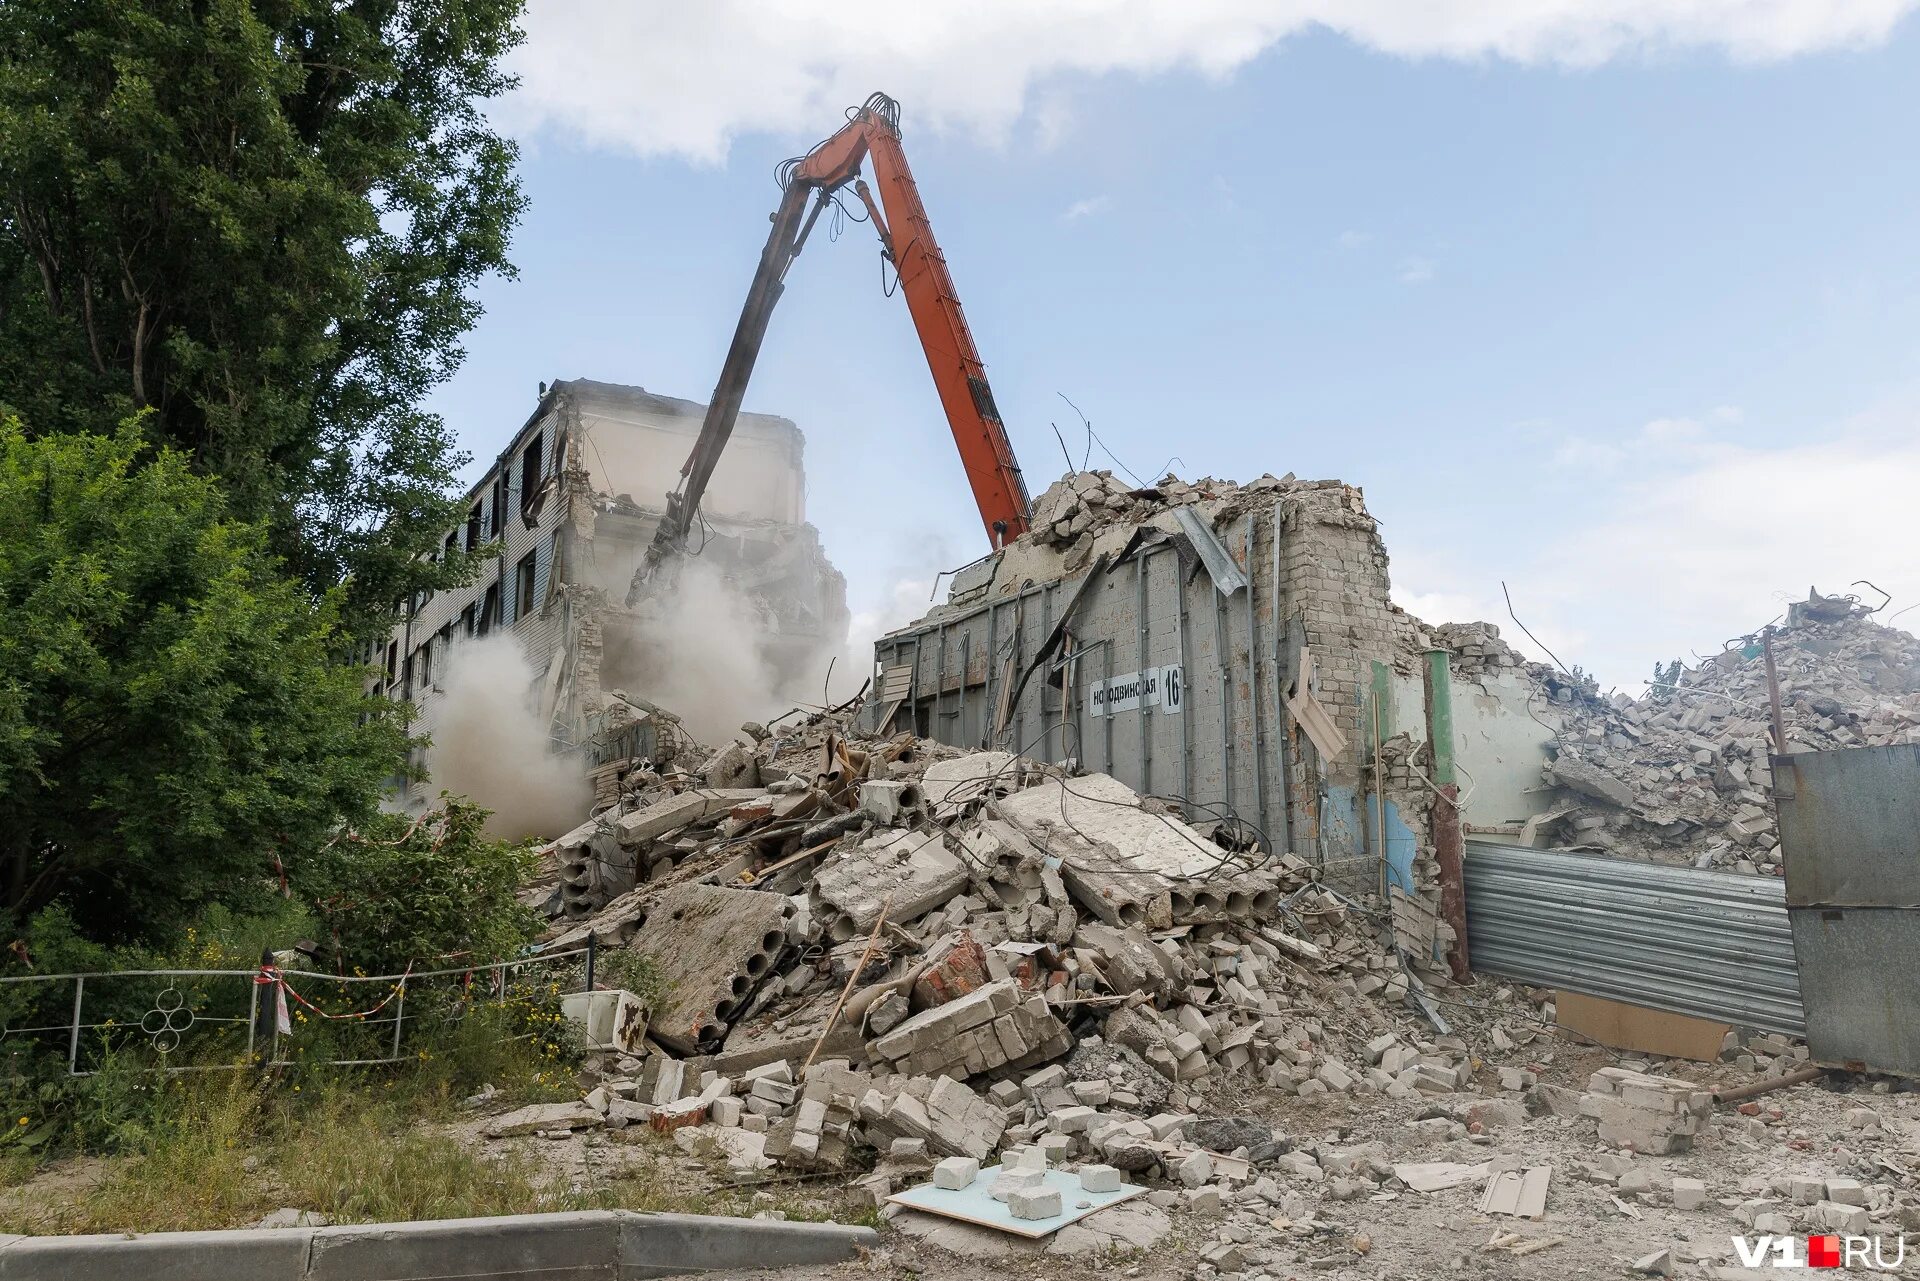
left=1549, top=433, right=1627, bottom=470
left=503, top=2, right=1919, bottom=160
left=1060, top=194, right=1112, bottom=222
left=1548, top=408, right=1739, bottom=472
left=1396, top=409, right=1920, bottom=692
left=1398, top=256, right=1435, bottom=285
left=1336, top=229, right=1373, bottom=249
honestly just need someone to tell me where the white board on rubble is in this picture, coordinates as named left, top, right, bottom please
left=886, top=1164, right=1145, bottom=1239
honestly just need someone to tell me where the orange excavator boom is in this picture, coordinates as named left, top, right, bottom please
left=628, top=93, right=1029, bottom=605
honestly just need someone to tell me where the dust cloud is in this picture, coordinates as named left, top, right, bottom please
left=424, top=635, right=591, bottom=840
left=621, top=560, right=791, bottom=744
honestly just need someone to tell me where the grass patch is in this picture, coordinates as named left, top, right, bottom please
left=0, top=1069, right=790, bottom=1235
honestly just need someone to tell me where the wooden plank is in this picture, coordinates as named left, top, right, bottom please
left=1556, top=990, right=1731, bottom=1063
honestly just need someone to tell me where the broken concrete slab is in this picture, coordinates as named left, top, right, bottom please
left=623, top=881, right=791, bottom=1053
left=1546, top=754, right=1637, bottom=809
left=613, top=789, right=761, bottom=848
left=483, top=1102, right=603, bottom=1138
left=811, top=828, right=968, bottom=942
left=993, top=774, right=1278, bottom=928
left=920, top=752, right=1020, bottom=818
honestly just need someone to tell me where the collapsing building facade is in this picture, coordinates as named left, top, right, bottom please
left=373, top=379, right=848, bottom=806
left=863, top=470, right=1468, bottom=958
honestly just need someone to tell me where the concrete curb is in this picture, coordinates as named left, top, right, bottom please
left=0, top=1208, right=878, bottom=1280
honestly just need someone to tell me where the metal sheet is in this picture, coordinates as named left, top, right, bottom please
left=1171, top=506, right=1248, bottom=596
left=1774, top=744, right=1920, bottom=1076
left=1775, top=743, right=1920, bottom=909
left=1464, top=839, right=1804, bottom=1035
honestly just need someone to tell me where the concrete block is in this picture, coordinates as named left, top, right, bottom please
left=1068, top=1079, right=1110, bottom=1107
left=1173, top=1151, right=1214, bottom=1188
left=933, top=1157, right=980, bottom=1190
left=858, top=779, right=924, bottom=825
left=1037, top=1133, right=1074, bottom=1162
left=743, top=1060, right=793, bottom=1085
left=792, top=1098, right=828, bottom=1135
left=1823, top=1178, right=1867, bottom=1207
left=1671, top=1177, right=1707, bottom=1210
left=750, top=1078, right=797, bottom=1106
left=1023, top=1065, right=1067, bottom=1095
left=627, top=882, right=790, bottom=1053
left=1814, top=1200, right=1870, bottom=1234
left=1006, top=1186, right=1064, bottom=1221
left=988, top=1167, right=1046, bottom=1202
left=1079, top=1164, right=1122, bottom=1193
left=1006, top=1145, right=1047, bottom=1172
left=483, top=1101, right=603, bottom=1138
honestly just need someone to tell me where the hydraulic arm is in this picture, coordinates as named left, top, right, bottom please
left=629, top=93, right=1030, bottom=604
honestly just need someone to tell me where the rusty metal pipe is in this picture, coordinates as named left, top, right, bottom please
left=1713, top=1064, right=1826, bottom=1105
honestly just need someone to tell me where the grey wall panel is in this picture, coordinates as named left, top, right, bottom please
left=1774, top=744, right=1920, bottom=1076
left=1776, top=743, right=1920, bottom=909
left=1465, top=839, right=1805, bottom=1035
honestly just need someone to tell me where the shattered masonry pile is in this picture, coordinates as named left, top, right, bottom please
left=1445, top=600, right=1920, bottom=873
left=1023, top=469, right=1286, bottom=564
left=884, top=464, right=1455, bottom=962
left=527, top=707, right=1481, bottom=1197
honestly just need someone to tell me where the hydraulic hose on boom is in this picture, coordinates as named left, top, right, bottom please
left=627, top=93, right=1031, bottom=606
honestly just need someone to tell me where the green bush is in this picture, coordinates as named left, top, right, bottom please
left=298, top=797, right=541, bottom=975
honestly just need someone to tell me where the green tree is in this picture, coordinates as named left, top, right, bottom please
left=0, top=0, right=525, bottom=642
left=301, top=796, right=538, bottom=973
left=0, top=421, right=409, bottom=946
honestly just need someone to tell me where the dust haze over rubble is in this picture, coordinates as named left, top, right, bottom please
left=617, top=559, right=797, bottom=745
left=424, top=635, right=592, bottom=839
left=573, top=522, right=853, bottom=745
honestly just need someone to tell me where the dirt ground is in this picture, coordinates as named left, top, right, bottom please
left=10, top=1021, right=1914, bottom=1281
left=463, top=1031, right=1918, bottom=1281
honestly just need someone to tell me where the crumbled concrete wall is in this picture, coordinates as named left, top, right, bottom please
left=872, top=471, right=1427, bottom=891
left=378, top=379, right=848, bottom=824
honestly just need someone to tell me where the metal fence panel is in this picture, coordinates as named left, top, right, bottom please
left=1776, top=743, right=1920, bottom=908
left=0, top=949, right=588, bottom=1077
left=1774, top=744, right=1920, bottom=1076
left=1464, top=839, right=1805, bottom=1035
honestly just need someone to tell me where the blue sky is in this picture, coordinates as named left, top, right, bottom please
left=428, top=2, right=1920, bottom=692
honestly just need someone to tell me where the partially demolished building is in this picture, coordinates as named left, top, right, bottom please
left=504, top=466, right=1919, bottom=1252
left=865, top=471, right=1421, bottom=882
left=864, top=470, right=1522, bottom=969
left=374, top=379, right=848, bottom=803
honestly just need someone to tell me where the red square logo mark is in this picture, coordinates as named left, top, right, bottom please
left=1808, top=1235, right=1842, bottom=1269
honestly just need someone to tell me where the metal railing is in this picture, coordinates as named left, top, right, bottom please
left=0, top=946, right=591, bottom=1076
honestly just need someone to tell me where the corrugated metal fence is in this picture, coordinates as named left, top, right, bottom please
left=1464, top=839, right=1805, bottom=1036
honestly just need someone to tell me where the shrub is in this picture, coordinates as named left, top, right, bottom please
left=298, top=797, right=540, bottom=975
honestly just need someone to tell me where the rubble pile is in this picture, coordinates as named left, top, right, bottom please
left=1447, top=602, right=1920, bottom=874
left=525, top=709, right=1477, bottom=1201
left=1020, top=469, right=1308, bottom=566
